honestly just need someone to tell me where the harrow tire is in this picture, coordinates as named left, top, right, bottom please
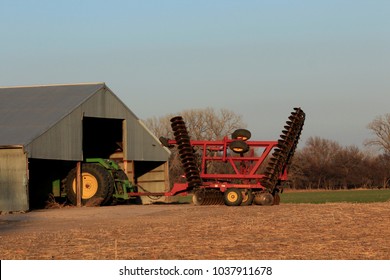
left=241, top=189, right=254, bottom=206
left=253, top=193, right=274, bottom=206
left=224, top=188, right=243, bottom=206
left=229, top=140, right=249, bottom=154
left=65, top=163, right=115, bottom=206
left=232, top=129, right=251, bottom=141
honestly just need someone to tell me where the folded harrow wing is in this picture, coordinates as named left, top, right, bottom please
left=160, top=107, right=306, bottom=206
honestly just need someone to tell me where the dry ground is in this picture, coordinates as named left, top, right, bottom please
left=1, top=202, right=389, bottom=260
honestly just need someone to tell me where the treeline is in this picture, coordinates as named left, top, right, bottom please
left=144, top=108, right=390, bottom=190
left=289, top=137, right=390, bottom=189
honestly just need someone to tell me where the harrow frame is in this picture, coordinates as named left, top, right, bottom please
left=167, top=137, right=287, bottom=186
left=130, top=107, right=305, bottom=206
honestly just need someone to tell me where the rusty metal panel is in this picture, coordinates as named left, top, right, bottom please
left=0, top=148, right=29, bottom=212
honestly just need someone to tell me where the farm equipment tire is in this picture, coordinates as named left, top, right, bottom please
left=229, top=140, right=249, bottom=154
left=253, top=192, right=274, bottom=206
left=241, top=189, right=254, bottom=206
left=65, top=163, right=115, bottom=206
left=232, top=129, right=251, bottom=141
left=224, top=188, right=243, bottom=206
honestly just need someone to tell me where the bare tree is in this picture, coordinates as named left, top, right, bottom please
left=144, top=107, right=246, bottom=140
left=365, top=113, right=390, bottom=154
left=143, top=107, right=247, bottom=186
left=290, top=136, right=390, bottom=190
left=142, top=115, right=173, bottom=141
left=304, top=137, right=341, bottom=189
left=375, top=153, right=390, bottom=188
left=290, top=137, right=342, bottom=189
left=333, top=146, right=366, bottom=189
left=365, top=153, right=390, bottom=189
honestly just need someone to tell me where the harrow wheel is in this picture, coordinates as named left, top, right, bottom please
left=253, top=192, right=274, bottom=206
left=229, top=140, right=249, bottom=154
left=232, top=129, right=251, bottom=141
left=241, top=189, right=254, bottom=206
left=224, top=188, right=243, bottom=206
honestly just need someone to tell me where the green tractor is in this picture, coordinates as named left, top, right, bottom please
left=55, top=158, right=137, bottom=206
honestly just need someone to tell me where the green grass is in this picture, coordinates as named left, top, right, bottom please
left=174, top=189, right=390, bottom=204
left=280, top=189, right=390, bottom=204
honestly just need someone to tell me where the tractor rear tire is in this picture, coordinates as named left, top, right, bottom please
left=224, top=188, right=243, bottom=206
left=65, top=163, right=115, bottom=206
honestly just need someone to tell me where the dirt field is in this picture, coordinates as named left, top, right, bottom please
left=1, top=202, right=390, bottom=260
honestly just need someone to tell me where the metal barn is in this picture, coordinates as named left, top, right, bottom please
left=0, top=83, right=170, bottom=212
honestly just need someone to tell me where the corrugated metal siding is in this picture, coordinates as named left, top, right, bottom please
left=137, top=120, right=171, bottom=160
left=81, top=88, right=137, bottom=119
left=0, top=83, right=104, bottom=147
left=126, top=119, right=171, bottom=161
left=24, top=86, right=169, bottom=161
left=0, top=148, right=29, bottom=212
left=26, top=111, right=83, bottom=160
left=80, top=87, right=170, bottom=161
left=0, top=83, right=170, bottom=211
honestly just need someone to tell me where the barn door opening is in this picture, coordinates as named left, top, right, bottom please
left=82, top=117, right=125, bottom=160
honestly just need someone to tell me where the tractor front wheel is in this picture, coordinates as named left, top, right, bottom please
left=65, top=163, right=115, bottom=206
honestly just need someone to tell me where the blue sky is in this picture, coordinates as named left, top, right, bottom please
left=1, top=0, right=389, bottom=148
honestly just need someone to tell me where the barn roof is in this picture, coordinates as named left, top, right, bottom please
left=0, top=83, right=170, bottom=162
left=0, top=83, right=104, bottom=147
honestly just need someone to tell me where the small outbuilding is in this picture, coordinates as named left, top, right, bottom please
left=0, top=83, right=170, bottom=212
